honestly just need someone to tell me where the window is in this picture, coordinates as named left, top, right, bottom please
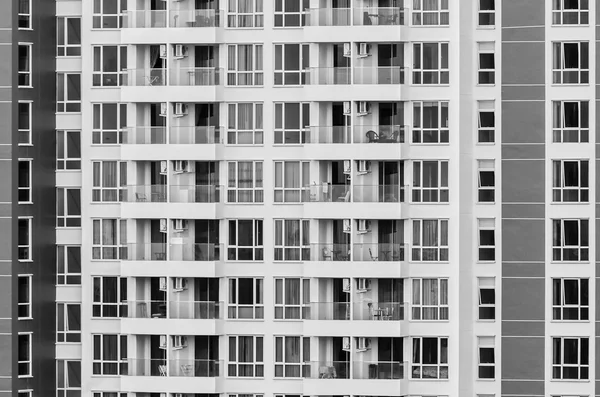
left=274, top=161, right=309, bottom=202
left=227, top=161, right=264, bottom=203
left=411, top=337, right=448, bottom=379
left=552, top=101, right=589, bottom=143
left=18, top=101, right=31, bottom=145
left=18, top=333, right=32, bottom=377
left=57, top=17, right=81, bottom=56
left=92, top=219, right=127, bottom=260
left=18, top=217, right=31, bottom=261
left=18, top=44, right=32, bottom=87
left=478, top=277, right=495, bottom=320
left=552, top=219, right=588, bottom=262
left=228, top=278, right=264, bottom=319
left=477, top=101, right=495, bottom=143
left=477, top=160, right=495, bottom=203
left=412, top=219, right=449, bottom=261
left=57, top=246, right=81, bottom=285
left=275, top=336, right=310, bottom=377
left=57, top=188, right=81, bottom=227
left=92, top=334, right=128, bottom=375
left=411, top=278, right=448, bottom=320
left=93, top=0, right=127, bottom=28
left=92, top=103, right=127, bottom=144
left=552, top=278, right=589, bottom=321
left=92, top=45, right=127, bottom=87
left=18, top=0, right=31, bottom=29
left=228, top=336, right=264, bottom=377
left=274, top=44, right=309, bottom=85
left=227, top=44, right=263, bottom=86
left=477, top=42, right=495, bottom=84
left=93, top=276, right=127, bottom=318
left=228, top=220, right=263, bottom=260
left=412, top=160, right=448, bottom=203
left=57, top=360, right=81, bottom=397
left=92, top=161, right=127, bottom=202
left=57, top=303, right=81, bottom=342
left=274, top=103, right=310, bottom=144
left=92, top=393, right=127, bottom=397
left=18, top=160, right=31, bottom=203
left=552, top=0, right=588, bottom=25
left=57, top=73, right=81, bottom=112
left=274, top=0, right=308, bottom=26
left=18, top=275, right=31, bottom=319
left=552, top=160, right=589, bottom=203
left=274, top=220, right=310, bottom=261
left=477, top=219, right=495, bottom=261
left=552, top=337, right=588, bottom=380
left=478, top=0, right=494, bottom=26
left=227, top=103, right=264, bottom=144
left=552, top=42, right=589, bottom=84
left=274, top=278, right=310, bottom=319
left=412, top=0, right=449, bottom=25
left=18, top=391, right=32, bottom=397
left=57, top=131, right=81, bottom=170
left=412, top=101, right=449, bottom=143
left=413, top=43, right=449, bottom=84
left=227, top=0, right=264, bottom=28
left=477, top=336, right=495, bottom=379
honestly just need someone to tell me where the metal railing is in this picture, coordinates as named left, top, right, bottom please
left=169, top=243, right=222, bottom=261
left=170, top=9, right=221, bottom=28
left=127, top=358, right=221, bottom=377
left=353, top=301, right=406, bottom=321
left=353, top=7, right=406, bottom=25
left=169, top=185, right=222, bottom=203
left=302, top=361, right=350, bottom=379
left=353, top=361, right=406, bottom=379
left=170, top=126, right=222, bottom=144
left=169, top=301, right=222, bottom=319
left=354, top=66, right=406, bottom=85
left=352, top=243, right=405, bottom=262
left=170, top=67, right=222, bottom=86
left=306, top=302, right=351, bottom=320
left=309, top=243, right=352, bottom=261
left=123, top=185, right=168, bottom=203
left=355, top=125, right=407, bottom=144
left=125, top=68, right=167, bottom=86
left=303, top=184, right=351, bottom=203
left=124, top=10, right=168, bottom=28
left=122, top=127, right=167, bottom=144
left=307, top=126, right=352, bottom=144
left=125, top=243, right=168, bottom=261
left=353, top=185, right=406, bottom=203
left=304, top=8, right=351, bottom=26
left=305, top=67, right=351, bottom=85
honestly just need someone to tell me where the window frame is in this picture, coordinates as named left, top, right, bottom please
left=57, top=17, right=81, bottom=56
left=274, top=220, right=310, bottom=261
left=57, top=187, right=82, bottom=228
left=412, top=0, right=449, bottom=26
left=18, top=159, right=32, bottom=204
left=552, top=278, right=589, bottom=321
left=477, top=0, right=495, bottom=27
left=477, top=277, right=495, bottom=321
left=56, top=73, right=82, bottom=113
left=92, top=103, right=127, bottom=145
left=57, top=245, right=81, bottom=285
left=412, top=42, right=449, bottom=85
left=57, top=130, right=81, bottom=170
left=552, top=41, right=589, bottom=85
left=552, top=219, right=589, bottom=262
left=92, top=276, right=128, bottom=318
left=92, top=161, right=127, bottom=202
left=552, top=336, right=589, bottom=380
left=477, top=100, right=495, bottom=144
left=92, top=0, right=127, bottom=29
left=411, top=160, right=449, bottom=203
left=274, top=44, right=309, bottom=86
left=552, top=159, right=589, bottom=203
left=18, top=101, right=32, bottom=146
left=274, top=335, right=310, bottom=378
left=274, top=102, right=310, bottom=144
left=477, top=42, right=495, bottom=85
left=18, top=0, right=31, bottom=29
left=18, top=217, right=32, bottom=262
left=552, top=0, right=589, bottom=25
left=477, top=218, right=495, bottom=262
left=92, top=218, right=128, bottom=260
left=57, top=360, right=82, bottom=397
left=411, top=219, right=449, bottom=262
left=274, top=161, right=310, bottom=203
left=552, top=100, right=589, bottom=143
left=411, top=278, right=449, bottom=321
left=411, top=336, right=449, bottom=379
left=228, top=277, right=264, bottom=319
left=92, top=334, right=128, bottom=375
left=227, top=103, right=264, bottom=145
left=412, top=101, right=449, bottom=143
left=18, top=274, right=32, bottom=320
left=18, top=332, right=32, bottom=378
left=92, top=45, right=127, bottom=87
left=227, top=0, right=264, bottom=28
left=18, top=43, right=32, bottom=88
left=477, top=160, right=495, bottom=203
left=477, top=336, right=495, bottom=380
left=57, top=303, right=81, bottom=343
left=274, top=277, right=310, bottom=319
left=227, top=161, right=264, bottom=203
left=226, top=44, right=264, bottom=86
left=228, top=335, right=264, bottom=377
left=274, top=0, right=308, bottom=27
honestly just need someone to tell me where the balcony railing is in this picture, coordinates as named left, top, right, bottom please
left=303, top=361, right=350, bottom=379
left=308, top=126, right=352, bottom=144
left=310, top=243, right=352, bottom=261
left=303, top=184, right=351, bottom=203
left=170, top=126, right=222, bottom=144
left=307, top=302, right=351, bottom=320
left=169, top=301, right=222, bottom=319
left=354, top=66, right=406, bottom=84
left=353, top=361, right=406, bottom=379
left=353, top=301, right=406, bottom=321
left=122, top=127, right=167, bottom=144
left=355, top=125, right=407, bottom=144
left=128, top=358, right=221, bottom=377
left=305, top=8, right=351, bottom=26
left=126, top=243, right=167, bottom=261
left=125, top=68, right=167, bottom=86
left=353, top=243, right=405, bottom=262
left=124, top=10, right=168, bottom=28
left=170, top=9, right=221, bottom=28
left=126, top=300, right=167, bottom=318
left=353, top=185, right=406, bottom=203
left=305, top=67, right=351, bottom=85
left=169, top=243, right=222, bottom=261
left=170, top=67, right=222, bottom=86
left=169, top=185, right=222, bottom=203
left=124, top=185, right=168, bottom=202
left=353, top=7, right=406, bottom=26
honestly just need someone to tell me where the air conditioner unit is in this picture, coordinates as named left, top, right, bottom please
left=343, top=101, right=351, bottom=115
left=343, top=160, right=351, bottom=175
left=343, top=43, right=351, bottom=57
left=174, top=44, right=188, bottom=59
left=357, top=101, right=371, bottom=116
left=172, top=219, right=188, bottom=232
left=357, top=278, right=371, bottom=292
left=159, top=102, right=168, bottom=117
left=173, top=160, right=188, bottom=173
left=357, top=43, right=371, bottom=58
left=343, top=219, right=351, bottom=234
left=159, top=276, right=168, bottom=291
left=159, top=218, right=168, bottom=233
left=159, top=44, right=167, bottom=58
left=342, top=278, right=351, bottom=292
left=342, top=336, right=351, bottom=351
left=173, top=277, right=188, bottom=292
left=173, top=103, right=188, bottom=117
left=160, top=160, right=168, bottom=175
left=159, top=335, right=167, bottom=349
left=357, top=219, right=371, bottom=234
left=356, top=337, right=371, bottom=352
left=171, top=335, right=188, bottom=350
left=357, top=160, right=371, bottom=174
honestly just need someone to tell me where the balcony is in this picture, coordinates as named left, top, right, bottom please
left=125, top=300, right=223, bottom=320
left=306, top=67, right=351, bottom=85
left=352, top=361, right=405, bottom=379
left=308, top=302, right=351, bottom=320
left=124, top=185, right=168, bottom=202
left=124, top=10, right=168, bottom=28
left=303, top=361, right=350, bottom=379
left=310, top=243, right=352, bottom=261
left=353, top=66, right=406, bottom=85
left=170, top=10, right=221, bottom=28
left=353, top=185, right=406, bottom=203
left=123, top=243, right=222, bottom=262
left=352, top=301, right=406, bottom=321
left=127, top=358, right=221, bottom=377
left=123, top=127, right=167, bottom=144
left=170, top=67, right=222, bottom=86
left=353, top=243, right=405, bottom=262
left=353, top=7, right=406, bottom=26
left=169, top=185, right=222, bottom=203
left=170, top=126, right=222, bottom=144
left=125, top=68, right=167, bottom=86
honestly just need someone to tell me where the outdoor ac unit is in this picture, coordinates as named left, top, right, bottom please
left=357, top=219, right=371, bottom=234
left=343, top=160, right=351, bottom=174
left=343, top=101, right=351, bottom=115
left=357, top=278, right=371, bottom=292
left=343, top=278, right=351, bottom=292
left=159, top=102, right=168, bottom=117
left=343, top=219, right=351, bottom=233
left=173, top=160, right=188, bottom=173
left=343, top=43, right=351, bottom=57
left=159, top=44, right=167, bottom=58
left=174, top=44, right=188, bottom=59
left=357, top=43, right=371, bottom=58
left=172, top=219, right=188, bottom=232
left=159, top=218, right=168, bottom=233
left=356, top=337, right=371, bottom=352
left=357, top=160, right=371, bottom=174
left=160, top=160, right=168, bottom=175
left=357, top=101, right=371, bottom=116
left=172, top=335, right=188, bottom=350
left=159, top=276, right=168, bottom=291
left=159, top=335, right=167, bottom=349
left=342, top=336, right=351, bottom=351
left=173, top=277, right=188, bottom=292
left=174, top=103, right=188, bottom=117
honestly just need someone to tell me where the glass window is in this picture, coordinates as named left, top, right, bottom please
left=92, top=161, right=127, bottom=202
left=478, top=277, right=495, bottom=320
left=552, top=0, right=589, bottom=25
left=477, top=336, right=495, bottom=379
left=274, top=103, right=310, bottom=144
left=477, top=100, right=495, bottom=143
left=18, top=217, right=31, bottom=261
left=412, top=101, right=449, bottom=143
left=274, top=278, right=310, bottom=319
left=411, top=160, right=449, bottom=203
left=552, top=337, right=589, bottom=380
left=478, top=0, right=494, bottom=26
left=227, top=161, right=264, bottom=203
left=228, top=277, right=264, bottom=319
left=18, top=160, right=31, bottom=203
left=477, top=42, right=495, bottom=85
left=274, top=161, right=310, bottom=202
left=92, top=219, right=128, bottom=260
left=411, top=278, right=448, bottom=320
left=274, top=44, right=309, bottom=85
left=57, top=188, right=81, bottom=227
left=477, top=160, right=495, bottom=203
left=18, top=275, right=31, bottom=319
left=412, top=43, right=449, bottom=85
left=477, top=218, right=495, bottom=262
left=18, top=44, right=32, bottom=87
left=57, top=303, right=81, bottom=342
left=57, top=73, right=81, bottom=112
left=552, top=101, right=589, bottom=143
left=274, top=336, right=310, bottom=377
left=227, top=44, right=264, bottom=86
left=227, top=103, right=263, bottom=145
left=274, top=0, right=309, bottom=26
left=57, top=360, right=82, bottom=397
left=411, top=219, right=449, bottom=261
left=18, top=333, right=32, bottom=377
left=57, top=245, right=81, bottom=285
left=228, top=335, right=264, bottom=377
left=57, top=131, right=81, bottom=170
left=552, top=160, right=589, bottom=203
left=18, top=101, right=31, bottom=145
left=552, top=278, right=589, bottom=321
left=92, top=103, right=127, bottom=144
left=18, top=0, right=31, bottom=29
left=92, top=45, right=127, bottom=86
left=92, top=334, right=128, bottom=375
left=412, top=0, right=449, bottom=26
left=57, top=17, right=81, bottom=56
left=227, top=220, right=263, bottom=261
left=93, top=0, right=127, bottom=29
left=227, top=0, right=264, bottom=28
left=411, top=336, right=448, bottom=379
left=274, top=220, right=310, bottom=261
left=552, top=219, right=589, bottom=262
left=552, top=42, right=589, bottom=84
left=93, top=276, right=128, bottom=318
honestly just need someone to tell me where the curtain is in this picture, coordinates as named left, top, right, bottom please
left=285, top=279, right=300, bottom=305
left=439, top=279, right=448, bottom=319
left=149, top=46, right=160, bottom=69
left=255, top=162, right=263, bottom=202
left=238, top=162, right=253, bottom=202
left=284, top=162, right=300, bottom=202
left=422, top=220, right=438, bottom=247
left=422, top=279, right=438, bottom=320
left=103, top=335, right=118, bottom=374
left=102, top=161, right=117, bottom=201
left=238, top=103, right=254, bottom=144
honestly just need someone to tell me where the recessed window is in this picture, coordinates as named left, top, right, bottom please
left=477, top=218, right=495, bottom=261
left=274, top=161, right=309, bottom=203
left=92, top=103, right=127, bottom=144
left=56, top=188, right=81, bottom=227
left=478, top=277, right=495, bottom=320
left=57, top=73, right=81, bottom=112
left=18, top=275, right=31, bottom=319
left=274, top=220, right=310, bottom=261
left=18, top=160, right=31, bottom=203
left=92, top=45, right=127, bottom=87
left=477, top=336, right=495, bottom=379
left=57, top=245, right=81, bottom=285
left=274, top=336, right=310, bottom=377
left=228, top=335, right=264, bottom=377
left=411, top=219, right=449, bottom=262
left=411, top=160, right=449, bottom=203
left=56, top=130, right=81, bottom=170
left=552, top=101, right=589, bottom=143
left=412, top=101, right=449, bottom=143
left=552, top=0, right=589, bottom=25
left=552, top=42, right=589, bottom=84
left=552, top=159, right=589, bottom=203
left=18, top=217, right=31, bottom=261
left=18, top=101, right=31, bottom=145
left=227, top=219, right=264, bottom=261
left=93, top=276, right=127, bottom=318
left=18, top=44, right=32, bottom=87
left=411, top=278, right=449, bottom=320
left=92, top=161, right=127, bottom=202
left=92, top=219, right=127, bottom=260
left=227, top=0, right=264, bottom=28
left=477, top=42, right=495, bottom=85
left=57, top=17, right=81, bottom=56
left=477, top=101, right=495, bottom=143
left=57, top=303, right=81, bottom=342
left=92, top=334, right=128, bottom=375
left=477, top=160, right=495, bottom=203
left=274, top=44, right=309, bottom=85
left=274, top=103, right=310, bottom=144
left=274, top=278, right=310, bottom=319
left=411, top=336, right=448, bottom=379
left=478, top=0, right=494, bottom=26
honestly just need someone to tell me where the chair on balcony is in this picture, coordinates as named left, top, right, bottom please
left=319, top=366, right=337, bottom=378
left=155, top=252, right=166, bottom=260
left=180, top=364, right=193, bottom=376
left=368, top=248, right=378, bottom=261
left=366, top=130, right=379, bottom=143
left=322, top=247, right=332, bottom=261
left=135, top=192, right=148, bottom=202
left=158, top=365, right=167, bottom=376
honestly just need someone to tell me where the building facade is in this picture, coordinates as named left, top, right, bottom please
left=8, top=0, right=600, bottom=396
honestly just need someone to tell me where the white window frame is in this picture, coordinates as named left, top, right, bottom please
left=477, top=100, right=495, bottom=144
left=18, top=332, right=32, bottom=378
left=18, top=101, right=32, bottom=146
left=57, top=303, right=81, bottom=342
left=274, top=0, right=308, bottom=27
left=552, top=159, right=589, bottom=203
left=274, top=220, right=310, bottom=261
left=411, top=278, right=449, bottom=320
left=274, top=161, right=310, bottom=203
left=477, top=160, right=495, bottom=203
left=411, top=160, right=449, bottom=203
left=18, top=43, right=32, bottom=87
left=57, top=245, right=81, bottom=285
left=477, top=218, right=495, bottom=262
left=552, top=100, right=589, bottom=143
left=477, top=277, right=495, bottom=321
left=92, top=276, right=127, bottom=318
left=18, top=275, right=32, bottom=320
left=92, top=161, right=127, bottom=202
left=477, top=0, right=495, bottom=27
left=228, top=277, right=264, bottom=319
left=552, top=42, right=589, bottom=85
left=92, top=45, right=127, bottom=87
left=412, top=0, right=449, bottom=26
left=412, top=101, right=449, bottom=143
left=227, top=0, right=264, bottom=28
left=56, top=72, right=81, bottom=113
left=57, top=17, right=81, bottom=56
left=477, top=42, right=495, bottom=85
left=477, top=336, right=495, bottom=380
left=552, top=278, right=589, bottom=321
left=552, top=219, right=589, bottom=262
left=93, top=0, right=127, bottom=28
left=57, top=187, right=81, bottom=228
left=92, top=393, right=127, bottom=397
left=227, top=103, right=264, bottom=145
left=274, top=102, right=310, bottom=144
left=412, top=43, right=449, bottom=85
left=18, top=217, right=32, bottom=262
left=274, top=277, right=310, bottom=319
left=92, top=334, right=128, bottom=375
left=18, top=159, right=32, bottom=204
left=57, top=130, right=81, bottom=170
left=226, top=44, right=264, bottom=86
left=18, top=390, right=33, bottom=397
left=18, top=0, right=31, bottom=29
left=57, top=360, right=82, bottom=397
left=411, top=219, right=449, bottom=262
left=92, top=103, right=127, bottom=144
left=274, top=44, right=309, bottom=86
left=227, top=161, right=264, bottom=203
left=552, top=337, right=589, bottom=380
left=92, top=218, right=127, bottom=260
left=227, top=219, right=264, bottom=261
left=228, top=335, right=264, bottom=377
left=411, top=336, right=448, bottom=379
left=274, top=336, right=310, bottom=378
left=552, top=0, right=589, bottom=25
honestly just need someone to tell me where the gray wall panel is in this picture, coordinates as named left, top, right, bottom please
left=501, top=337, right=545, bottom=379
left=0, top=47, right=11, bottom=87
left=503, top=219, right=545, bottom=262
left=502, top=263, right=545, bottom=278
left=502, top=204, right=544, bottom=219
left=502, top=278, right=545, bottom=321
left=501, top=320, right=544, bottom=336
left=0, top=278, right=11, bottom=319
left=502, top=144, right=545, bottom=159
left=502, top=43, right=545, bottom=85
left=0, top=334, right=11, bottom=376
left=502, top=0, right=545, bottom=27
left=501, top=26, right=544, bottom=42
left=501, top=380, right=545, bottom=395
left=0, top=164, right=12, bottom=203
left=502, top=86, right=545, bottom=101
left=501, top=160, right=545, bottom=203
left=0, top=219, right=12, bottom=262
left=0, top=103, right=11, bottom=145
left=501, top=101, right=545, bottom=143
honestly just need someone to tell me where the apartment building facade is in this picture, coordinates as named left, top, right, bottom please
left=8, top=0, right=600, bottom=396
